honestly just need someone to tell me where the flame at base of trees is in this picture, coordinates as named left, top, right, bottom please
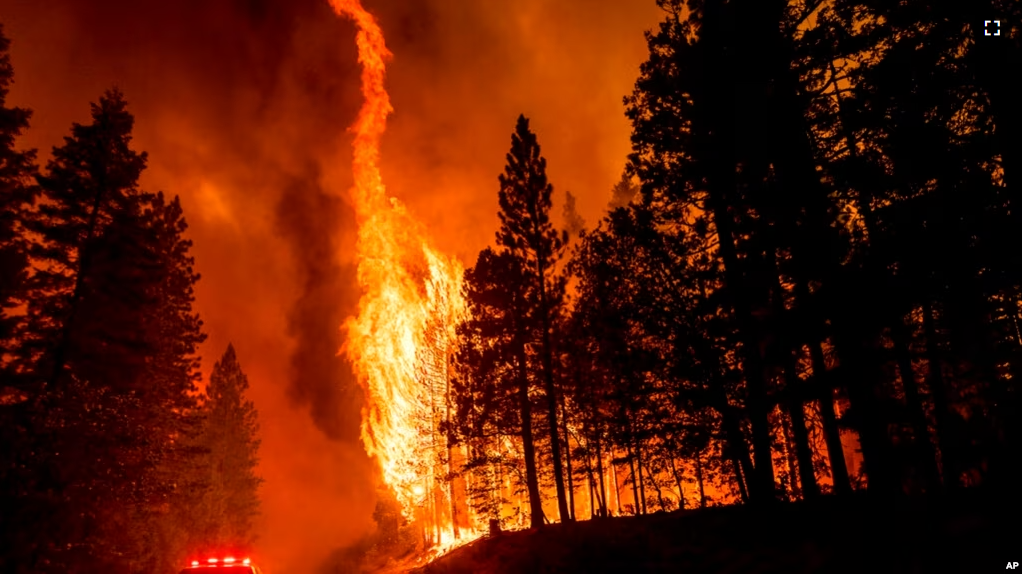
left=327, top=0, right=481, bottom=549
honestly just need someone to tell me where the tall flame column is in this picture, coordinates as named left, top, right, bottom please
left=327, top=0, right=469, bottom=544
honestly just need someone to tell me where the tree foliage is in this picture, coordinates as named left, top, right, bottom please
left=191, top=344, right=262, bottom=553
left=452, top=0, right=1022, bottom=527
left=0, top=35, right=261, bottom=570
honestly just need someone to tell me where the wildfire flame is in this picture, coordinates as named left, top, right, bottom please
left=327, top=0, right=476, bottom=547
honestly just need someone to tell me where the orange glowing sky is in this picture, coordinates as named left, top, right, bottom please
left=1, top=0, right=662, bottom=571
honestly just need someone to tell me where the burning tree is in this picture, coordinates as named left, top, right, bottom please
left=328, top=0, right=481, bottom=550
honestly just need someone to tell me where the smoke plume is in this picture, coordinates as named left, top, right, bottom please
left=276, top=172, right=363, bottom=443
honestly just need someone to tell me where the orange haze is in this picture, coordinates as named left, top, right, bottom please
left=1, top=0, right=662, bottom=571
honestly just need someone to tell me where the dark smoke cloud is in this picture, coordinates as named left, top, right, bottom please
left=276, top=171, right=363, bottom=443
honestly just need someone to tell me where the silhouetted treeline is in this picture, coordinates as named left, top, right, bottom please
left=452, top=0, right=1021, bottom=527
left=0, top=25, right=261, bottom=573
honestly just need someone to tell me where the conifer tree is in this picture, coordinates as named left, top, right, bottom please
left=562, top=190, right=585, bottom=239
left=25, top=89, right=149, bottom=385
left=0, top=23, right=43, bottom=573
left=496, top=115, right=571, bottom=522
left=0, top=24, right=37, bottom=370
left=10, top=89, right=205, bottom=571
left=607, top=171, right=637, bottom=211
left=194, top=344, right=262, bottom=552
left=455, top=247, right=545, bottom=528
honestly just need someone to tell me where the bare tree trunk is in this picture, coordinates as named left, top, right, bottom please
left=779, top=407, right=803, bottom=500
left=669, top=456, right=687, bottom=510
left=612, top=453, right=622, bottom=516
left=643, top=455, right=665, bottom=511
left=700, top=0, right=777, bottom=504
left=809, top=341, right=851, bottom=494
left=781, top=342, right=819, bottom=499
left=891, top=317, right=941, bottom=492
left=722, top=408, right=755, bottom=503
left=514, top=320, right=544, bottom=527
left=922, top=302, right=957, bottom=489
left=560, top=400, right=576, bottom=520
left=427, top=376, right=440, bottom=545
left=433, top=478, right=441, bottom=545
left=768, top=248, right=819, bottom=500
left=595, top=431, right=608, bottom=517
left=636, top=443, right=648, bottom=515
left=627, top=444, right=641, bottom=515
left=581, top=422, right=600, bottom=519
left=421, top=511, right=428, bottom=549
left=536, top=263, right=570, bottom=522
left=727, top=445, right=749, bottom=504
left=694, top=452, right=707, bottom=509
left=445, top=353, right=460, bottom=538
left=587, top=460, right=596, bottom=519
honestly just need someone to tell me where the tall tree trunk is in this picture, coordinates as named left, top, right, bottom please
left=587, top=458, right=596, bottom=519
left=922, top=301, right=958, bottom=489
left=986, top=290, right=1022, bottom=490
left=595, top=430, right=608, bottom=517
left=611, top=453, right=622, bottom=516
left=698, top=282, right=760, bottom=500
left=809, top=341, right=852, bottom=494
left=495, top=440, right=504, bottom=522
left=427, top=363, right=441, bottom=544
left=729, top=450, right=749, bottom=504
left=717, top=395, right=757, bottom=502
left=779, top=0, right=901, bottom=494
left=433, top=478, right=441, bottom=545
left=514, top=320, right=544, bottom=527
left=751, top=0, right=901, bottom=499
left=635, top=441, right=648, bottom=515
left=694, top=452, right=707, bottom=509
left=836, top=339, right=898, bottom=495
left=826, top=60, right=900, bottom=496
left=891, top=317, right=941, bottom=492
left=536, top=264, right=570, bottom=522
left=773, top=264, right=819, bottom=499
left=581, top=418, right=598, bottom=519
left=701, top=0, right=777, bottom=504
left=644, top=455, right=665, bottom=511
left=560, top=399, right=576, bottom=521
left=627, top=443, right=640, bottom=515
left=779, top=407, right=803, bottom=500
left=786, top=395, right=819, bottom=499
left=444, top=351, right=460, bottom=538
left=669, top=456, right=686, bottom=510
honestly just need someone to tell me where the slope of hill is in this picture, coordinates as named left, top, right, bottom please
left=412, top=490, right=1017, bottom=574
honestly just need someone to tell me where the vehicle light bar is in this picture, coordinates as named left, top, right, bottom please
left=188, top=556, right=254, bottom=568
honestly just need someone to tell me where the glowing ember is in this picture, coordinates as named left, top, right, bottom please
left=327, top=0, right=479, bottom=547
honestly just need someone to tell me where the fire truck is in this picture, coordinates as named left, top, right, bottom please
left=178, top=556, right=263, bottom=573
